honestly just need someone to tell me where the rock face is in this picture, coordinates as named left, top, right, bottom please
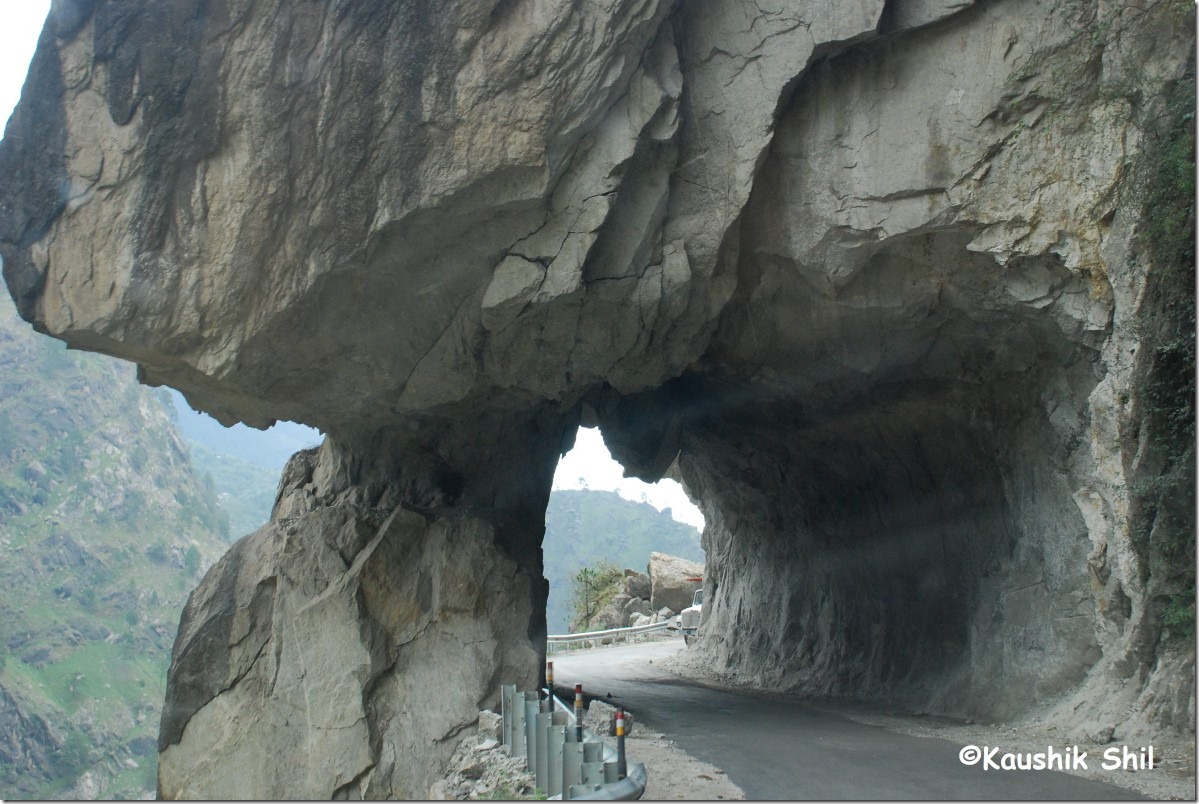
left=0, top=687, right=57, bottom=792
left=1, top=0, right=1193, bottom=798
left=158, top=415, right=565, bottom=799
left=159, top=501, right=514, bottom=800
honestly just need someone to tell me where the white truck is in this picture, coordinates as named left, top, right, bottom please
left=675, top=588, right=703, bottom=645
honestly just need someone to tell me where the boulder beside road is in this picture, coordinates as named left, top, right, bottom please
left=647, top=552, right=703, bottom=616
left=622, top=570, right=652, bottom=601
left=584, top=699, right=635, bottom=737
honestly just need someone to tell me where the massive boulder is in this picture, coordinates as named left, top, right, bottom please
left=647, top=551, right=704, bottom=615
left=592, top=593, right=633, bottom=630
left=0, top=0, right=1192, bottom=798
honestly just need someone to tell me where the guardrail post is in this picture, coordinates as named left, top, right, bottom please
left=562, top=733, right=583, bottom=796
left=546, top=722, right=565, bottom=798
left=511, top=689, right=528, bottom=759
left=535, top=711, right=552, bottom=790
left=580, top=740, right=604, bottom=785
left=523, top=691, right=539, bottom=770
left=501, top=684, right=516, bottom=750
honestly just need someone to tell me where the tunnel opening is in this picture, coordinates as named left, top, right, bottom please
left=542, top=425, right=705, bottom=637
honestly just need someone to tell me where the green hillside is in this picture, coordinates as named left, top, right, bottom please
left=543, top=488, right=704, bottom=634
left=185, top=441, right=282, bottom=539
left=0, top=287, right=230, bottom=799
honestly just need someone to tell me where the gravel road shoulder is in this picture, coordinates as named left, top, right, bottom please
left=625, top=726, right=745, bottom=800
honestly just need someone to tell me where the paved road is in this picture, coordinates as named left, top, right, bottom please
left=550, top=641, right=1144, bottom=800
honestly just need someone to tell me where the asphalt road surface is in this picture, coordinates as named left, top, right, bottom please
left=550, top=640, right=1144, bottom=800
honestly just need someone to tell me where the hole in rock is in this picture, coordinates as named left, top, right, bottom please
left=544, top=426, right=705, bottom=635
left=165, top=389, right=321, bottom=538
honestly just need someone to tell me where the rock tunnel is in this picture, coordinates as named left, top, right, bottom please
left=0, top=0, right=1191, bottom=798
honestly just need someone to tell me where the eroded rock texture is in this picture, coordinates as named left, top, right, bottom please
left=155, top=413, right=566, bottom=798
left=1, top=0, right=1193, bottom=797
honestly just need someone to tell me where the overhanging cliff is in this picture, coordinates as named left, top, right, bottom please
left=1, top=0, right=1193, bottom=798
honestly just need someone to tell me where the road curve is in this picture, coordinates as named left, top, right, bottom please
left=550, top=640, right=1143, bottom=801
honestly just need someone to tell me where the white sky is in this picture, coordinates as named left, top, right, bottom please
left=553, top=427, right=705, bottom=531
left=0, top=1, right=705, bottom=533
left=0, top=2, right=49, bottom=128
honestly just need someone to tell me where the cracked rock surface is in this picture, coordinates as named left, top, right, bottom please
left=0, top=0, right=1193, bottom=798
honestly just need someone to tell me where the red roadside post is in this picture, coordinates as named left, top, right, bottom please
left=574, top=683, right=584, bottom=742
left=615, top=708, right=627, bottom=780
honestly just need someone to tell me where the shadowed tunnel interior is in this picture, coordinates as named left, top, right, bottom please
left=594, top=224, right=1112, bottom=720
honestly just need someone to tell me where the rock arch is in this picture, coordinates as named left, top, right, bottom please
left=0, top=0, right=1191, bottom=797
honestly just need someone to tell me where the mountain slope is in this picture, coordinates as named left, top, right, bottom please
left=184, top=442, right=281, bottom=539
left=0, top=286, right=230, bottom=799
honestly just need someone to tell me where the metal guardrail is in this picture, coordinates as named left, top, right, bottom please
left=546, top=621, right=674, bottom=652
left=501, top=683, right=646, bottom=800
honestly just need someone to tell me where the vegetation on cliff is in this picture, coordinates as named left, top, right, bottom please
left=569, top=562, right=626, bottom=631
left=998, top=0, right=1196, bottom=654
left=1131, top=52, right=1196, bottom=640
